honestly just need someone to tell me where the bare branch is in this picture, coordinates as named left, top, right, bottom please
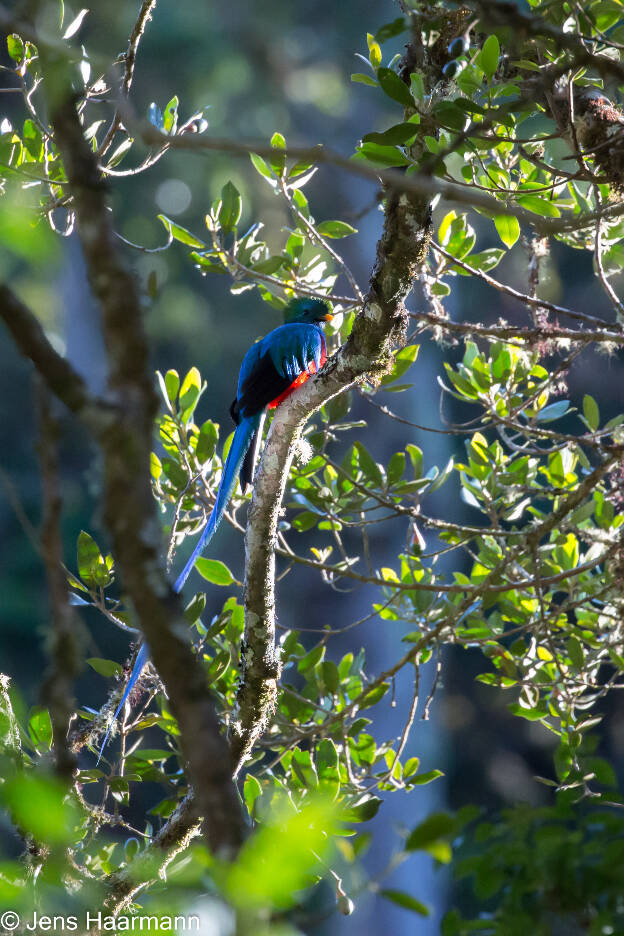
left=413, top=308, right=624, bottom=346
left=0, top=285, right=93, bottom=415
left=432, top=242, right=620, bottom=331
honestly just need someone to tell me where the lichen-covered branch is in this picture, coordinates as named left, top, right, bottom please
left=0, top=674, right=21, bottom=764
left=231, top=50, right=433, bottom=768
left=104, top=794, right=201, bottom=913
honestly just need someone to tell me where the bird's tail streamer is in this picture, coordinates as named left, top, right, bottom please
left=173, top=411, right=262, bottom=592
left=98, top=412, right=262, bottom=762
left=97, top=641, right=150, bottom=764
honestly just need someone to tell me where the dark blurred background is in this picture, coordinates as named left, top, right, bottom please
left=1, top=2, right=623, bottom=932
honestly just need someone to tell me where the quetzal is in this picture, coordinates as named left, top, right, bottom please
left=98, top=298, right=333, bottom=759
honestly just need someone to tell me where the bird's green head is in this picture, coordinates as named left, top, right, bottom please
left=283, top=297, right=333, bottom=325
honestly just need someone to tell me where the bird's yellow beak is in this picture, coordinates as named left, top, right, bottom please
left=323, top=313, right=334, bottom=321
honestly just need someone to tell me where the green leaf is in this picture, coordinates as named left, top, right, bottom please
left=478, top=35, right=500, bottom=80
left=298, top=644, right=325, bottom=672
left=130, top=749, right=173, bottom=762
left=408, top=769, right=444, bottom=785
left=251, top=256, right=285, bottom=275
left=367, top=33, right=382, bottom=69
left=158, top=215, right=205, bottom=248
left=269, top=131, right=286, bottom=175
left=316, top=220, right=358, bottom=239
left=195, top=420, right=218, bottom=462
left=319, top=661, right=339, bottom=695
left=77, top=530, right=111, bottom=587
left=428, top=456, right=454, bottom=493
left=291, top=511, right=318, bottom=532
left=360, top=682, right=389, bottom=708
left=351, top=72, right=378, bottom=87
left=243, top=774, right=262, bottom=814
left=3, top=773, right=83, bottom=846
left=107, top=137, right=133, bottom=168
left=406, top=812, right=456, bottom=851
left=567, top=636, right=585, bottom=670
left=249, top=152, right=274, bottom=181
left=291, top=748, right=318, bottom=789
left=375, top=17, right=407, bottom=43
left=225, top=798, right=336, bottom=910
left=381, top=344, right=420, bottom=385
left=195, top=558, right=234, bottom=586
left=381, top=890, right=430, bottom=916
left=28, top=707, right=52, bottom=751
left=583, top=394, right=599, bottom=431
left=406, top=443, right=423, bottom=478
left=410, top=72, right=425, bottom=102
left=517, top=194, right=560, bottom=218
left=438, top=210, right=456, bottom=244
left=585, top=756, right=617, bottom=788
left=163, top=95, right=179, bottom=134
left=352, top=142, right=410, bottom=168
left=454, top=248, right=505, bottom=275
left=342, top=794, right=381, bottom=822
left=178, top=366, right=202, bottom=419
left=536, top=400, right=570, bottom=422
left=164, top=369, right=180, bottom=405
left=218, top=181, right=242, bottom=231
left=376, top=67, right=412, bottom=107
left=388, top=451, right=406, bottom=485
left=86, top=658, right=123, bottom=678
left=354, top=442, right=383, bottom=486
left=362, top=122, right=419, bottom=146
left=442, top=910, right=462, bottom=936
left=403, top=756, right=420, bottom=778
left=7, top=34, right=24, bottom=62
left=494, top=214, right=520, bottom=249
left=444, top=214, right=475, bottom=260
left=184, top=592, right=206, bottom=623
left=316, top=739, right=340, bottom=799
left=23, top=119, right=42, bottom=159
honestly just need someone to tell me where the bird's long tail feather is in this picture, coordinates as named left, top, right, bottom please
left=240, top=410, right=265, bottom=492
left=97, top=642, right=150, bottom=764
left=173, top=411, right=262, bottom=593
left=97, top=412, right=261, bottom=762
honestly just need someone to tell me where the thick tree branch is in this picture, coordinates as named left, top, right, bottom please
left=134, top=122, right=576, bottom=235
left=43, top=75, right=245, bottom=855
left=232, top=99, right=433, bottom=770
left=0, top=40, right=248, bottom=855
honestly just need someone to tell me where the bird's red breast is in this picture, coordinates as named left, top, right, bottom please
left=267, top=348, right=327, bottom=410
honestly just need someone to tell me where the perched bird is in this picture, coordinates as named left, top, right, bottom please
left=98, top=297, right=333, bottom=759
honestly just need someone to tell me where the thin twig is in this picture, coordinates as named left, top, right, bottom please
left=97, top=0, right=158, bottom=157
